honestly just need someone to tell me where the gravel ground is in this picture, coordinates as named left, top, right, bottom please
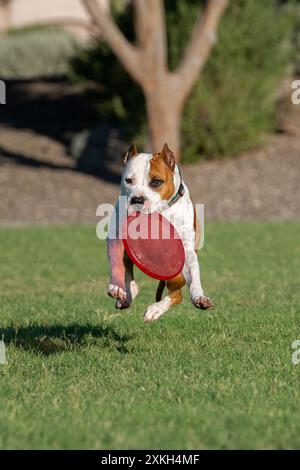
left=0, top=128, right=119, bottom=225
left=0, top=129, right=299, bottom=225
left=184, top=133, right=300, bottom=221
left=0, top=80, right=299, bottom=225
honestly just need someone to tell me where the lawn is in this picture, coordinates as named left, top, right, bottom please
left=0, top=222, right=299, bottom=449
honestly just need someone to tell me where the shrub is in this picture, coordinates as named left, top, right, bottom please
left=0, top=26, right=80, bottom=80
left=292, top=4, right=300, bottom=74
left=71, top=0, right=296, bottom=162
left=177, top=0, right=296, bottom=161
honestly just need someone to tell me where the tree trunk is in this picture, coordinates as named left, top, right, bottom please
left=145, top=86, right=182, bottom=159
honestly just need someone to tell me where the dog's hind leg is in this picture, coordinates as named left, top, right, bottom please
left=144, top=274, right=185, bottom=322
left=116, top=253, right=139, bottom=309
left=156, top=280, right=165, bottom=302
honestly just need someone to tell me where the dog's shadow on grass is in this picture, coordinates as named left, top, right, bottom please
left=0, top=323, right=131, bottom=356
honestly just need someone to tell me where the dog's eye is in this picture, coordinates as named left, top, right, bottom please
left=150, top=178, right=164, bottom=188
left=125, top=178, right=133, bottom=184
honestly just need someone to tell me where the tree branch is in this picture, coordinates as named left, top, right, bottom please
left=132, top=0, right=149, bottom=49
left=81, top=0, right=143, bottom=84
left=173, top=0, right=228, bottom=104
left=132, top=0, right=167, bottom=71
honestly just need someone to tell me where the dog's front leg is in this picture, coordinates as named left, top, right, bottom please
left=107, top=238, right=127, bottom=304
left=183, top=250, right=213, bottom=310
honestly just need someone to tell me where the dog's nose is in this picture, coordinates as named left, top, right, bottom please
left=130, top=195, right=146, bottom=205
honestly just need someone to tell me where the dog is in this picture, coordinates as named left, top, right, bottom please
left=106, top=142, right=213, bottom=322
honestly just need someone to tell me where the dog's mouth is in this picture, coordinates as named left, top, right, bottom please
left=128, top=199, right=163, bottom=215
left=130, top=203, right=144, bottom=213
left=128, top=196, right=151, bottom=214
left=128, top=200, right=143, bottom=212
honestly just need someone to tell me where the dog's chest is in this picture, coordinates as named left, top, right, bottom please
left=161, top=186, right=194, bottom=240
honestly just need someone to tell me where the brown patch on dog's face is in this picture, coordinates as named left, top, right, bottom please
left=149, top=143, right=176, bottom=201
left=149, top=153, right=175, bottom=201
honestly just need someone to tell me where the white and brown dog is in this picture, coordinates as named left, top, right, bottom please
left=107, top=143, right=213, bottom=322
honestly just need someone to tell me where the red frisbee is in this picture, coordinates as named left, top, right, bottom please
left=122, top=211, right=185, bottom=280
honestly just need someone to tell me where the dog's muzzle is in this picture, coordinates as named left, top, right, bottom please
left=130, top=195, right=146, bottom=206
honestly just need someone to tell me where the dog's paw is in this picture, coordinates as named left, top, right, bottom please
left=144, top=304, right=163, bottom=323
left=191, top=295, right=214, bottom=310
left=107, top=284, right=127, bottom=302
left=144, top=299, right=170, bottom=323
left=129, top=280, right=139, bottom=301
left=115, top=299, right=130, bottom=310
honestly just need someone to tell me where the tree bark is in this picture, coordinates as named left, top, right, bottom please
left=144, top=81, right=182, bottom=157
left=146, top=88, right=181, bottom=154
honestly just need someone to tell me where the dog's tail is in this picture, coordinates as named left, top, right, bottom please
left=156, top=280, right=165, bottom=301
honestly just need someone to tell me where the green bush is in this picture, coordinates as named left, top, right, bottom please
left=0, top=26, right=80, bottom=79
left=71, top=0, right=296, bottom=161
left=292, top=3, right=300, bottom=74
left=178, top=0, right=296, bottom=161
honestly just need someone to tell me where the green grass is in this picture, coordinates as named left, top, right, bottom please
left=0, top=223, right=299, bottom=449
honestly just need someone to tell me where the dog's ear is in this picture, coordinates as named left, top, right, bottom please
left=124, top=143, right=138, bottom=165
left=161, top=142, right=175, bottom=171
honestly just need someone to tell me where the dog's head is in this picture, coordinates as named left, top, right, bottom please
left=121, top=143, right=177, bottom=214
